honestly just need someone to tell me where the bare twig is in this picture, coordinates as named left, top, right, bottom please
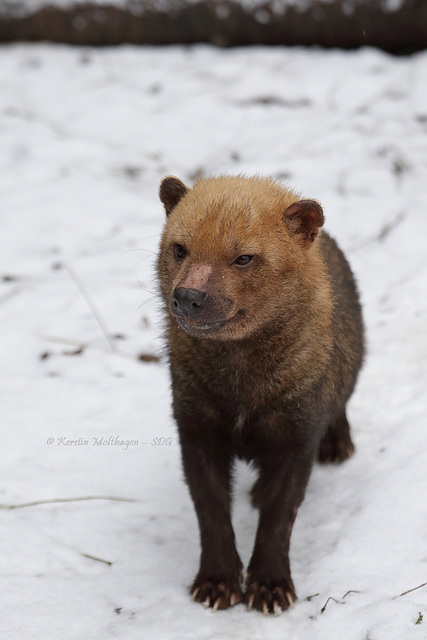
left=393, top=582, right=427, bottom=600
left=0, top=287, right=21, bottom=305
left=42, top=333, right=161, bottom=364
left=348, top=212, right=405, bottom=253
left=0, top=496, right=135, bottom=510
left=353, top=85, right=403, bottom=116
left=81, top=553, right=112, bottom=566
left=60, top=265, right=161, bottom=364
left=320, top=596, right=341, bottom=614
left=64, top=263, right=116, bottom=353
left=320, top=590, right=360, bottom=613
left=343, top=590, right=361, bottom=599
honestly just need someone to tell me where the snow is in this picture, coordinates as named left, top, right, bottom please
left=1, top=43, right=427, bottom=638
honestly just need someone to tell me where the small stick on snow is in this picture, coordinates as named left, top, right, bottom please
left=0, top=287, right=21, bottom=305
left=306, top=593, right=320, bottom=601
left=64, top=263, right=116, bottom=354
left=342, top=590, right=361, bottom=599
left=348, top=212, right=405, bottom=253
left=393, top=582, right=427, bottom=599
left=63, top=264, right=161, bottom=363
left=81, top=553, right=112, bottom=566
left=320, top=596, right=341, bottom=614
left=0, top=496, right=135, bottom=510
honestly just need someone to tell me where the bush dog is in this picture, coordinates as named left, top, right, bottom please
left=156, top=175, right=364, bottom=615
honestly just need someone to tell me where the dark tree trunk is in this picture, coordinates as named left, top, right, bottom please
left=0, top=1, right=426, bottom=53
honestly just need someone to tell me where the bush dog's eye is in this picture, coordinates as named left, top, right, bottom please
left=174, top=244, right=187, bottom=260
left=234, top=255, right=253, bottom=266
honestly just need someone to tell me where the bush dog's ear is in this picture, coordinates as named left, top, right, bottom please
left=159, top=176, right=189, bottom=216
left=284, top=199, right=325, bottom=248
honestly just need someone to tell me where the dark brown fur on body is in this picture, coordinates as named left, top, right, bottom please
left=156, top=175, right=364, bottom=614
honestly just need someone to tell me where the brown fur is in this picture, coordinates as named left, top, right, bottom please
left=156, top=175, right=364, bottom=614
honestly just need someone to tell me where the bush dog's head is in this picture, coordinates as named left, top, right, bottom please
left=157, top=175, right=325, bottom=341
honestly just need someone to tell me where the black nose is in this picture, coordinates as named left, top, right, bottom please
left=172, top=287, right=207, bottom=317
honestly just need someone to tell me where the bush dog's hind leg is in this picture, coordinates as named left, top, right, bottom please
left=178, top=420, right=243, bottom=610
left=317, top=410, right=355, bottom=464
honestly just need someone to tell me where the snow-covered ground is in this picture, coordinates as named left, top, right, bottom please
left=1, top=43, right=426, bottom=639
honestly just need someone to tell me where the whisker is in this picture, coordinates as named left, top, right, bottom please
left=137, top=296, right=157, bottom=310
left=137, top=279, right=158, bottom=295
left=120, top=247, right=157, bottom=258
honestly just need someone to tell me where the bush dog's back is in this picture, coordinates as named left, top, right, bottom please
left=156, top=175, right=364, bottom=615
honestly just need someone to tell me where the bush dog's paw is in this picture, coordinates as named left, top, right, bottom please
left=245, top=579, right=296, bottom=616
left=191, top=576, right=243, bottom=611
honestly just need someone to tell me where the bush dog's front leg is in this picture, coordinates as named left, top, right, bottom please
left=246, top=440, right=315, bottom=615
left=178, top=422, right=243, bottom=610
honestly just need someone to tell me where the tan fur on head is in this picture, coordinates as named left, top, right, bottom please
left=157, top=175, right=330, bottom=342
